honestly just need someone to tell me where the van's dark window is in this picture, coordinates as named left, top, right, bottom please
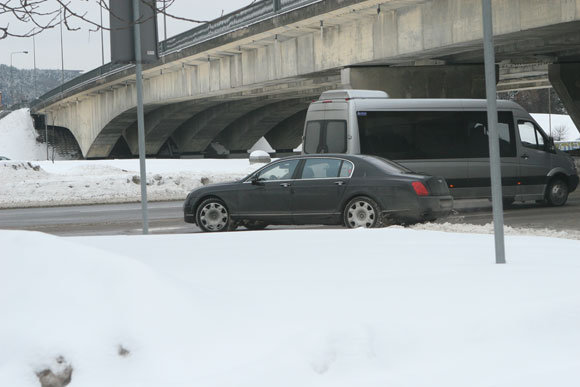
left=304, top=122, right=321, bottom=154
left=357, top=111, right=516, bottom=160
left=325, top=121, right=347, bottom=153
left=303, top=120, right=346, bottom=154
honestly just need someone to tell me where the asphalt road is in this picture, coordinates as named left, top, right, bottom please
left=0, top=190, right=579, bottom=236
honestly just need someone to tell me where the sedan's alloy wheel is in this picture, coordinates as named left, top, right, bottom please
left=344, top=197, right=380, bottom=228
left=197, top=200, right=229, bottom=231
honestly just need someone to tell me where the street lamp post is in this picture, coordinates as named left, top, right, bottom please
left=10, top=51, right=29, bottom=106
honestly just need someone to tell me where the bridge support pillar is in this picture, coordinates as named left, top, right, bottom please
left=549, top=63, right=580, bottom=136
left=341, top=65, right=490, bottom=98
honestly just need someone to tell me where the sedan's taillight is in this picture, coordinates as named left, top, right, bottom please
left=412, top=181, right=429, bottom=196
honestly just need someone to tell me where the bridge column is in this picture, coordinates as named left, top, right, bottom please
left=549, top=63, right=580, bottom=137
left=341, top=65, right=490, bottom=98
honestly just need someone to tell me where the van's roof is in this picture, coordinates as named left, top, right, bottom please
left=314, top=89, right=526, bottom=111
left=318, top=89, right=389, bottom=100
left=352, top=98, right=524, bottom=111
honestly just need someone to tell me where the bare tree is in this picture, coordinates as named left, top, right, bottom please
left=551, top=124, right=567, bottom=141
left=0, top=0, right=207, bottom=40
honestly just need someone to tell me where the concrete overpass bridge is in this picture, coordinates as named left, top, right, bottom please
left=31, top=0, right=580, bottom=158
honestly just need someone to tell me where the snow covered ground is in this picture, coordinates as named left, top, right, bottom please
left=0, top=158, right=262, bottom=208
left=2, top=228, right=580, bottom=387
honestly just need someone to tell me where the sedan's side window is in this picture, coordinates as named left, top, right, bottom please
left=339, top=160, right=354, bottom=177
left=257, top=160, right=300, bottom=181
left=300, top=158, right=344, bottom=179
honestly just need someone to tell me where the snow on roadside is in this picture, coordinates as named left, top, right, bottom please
left=411, top=221, right=580, bottom=240
left=0, top=159, right=263, bottom=208
left=0, top=108, right=47, bottom=161
left=3, top=227, right=580, bottom=387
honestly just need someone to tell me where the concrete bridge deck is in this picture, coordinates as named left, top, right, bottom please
left=31, top=0, right=580, bottom=158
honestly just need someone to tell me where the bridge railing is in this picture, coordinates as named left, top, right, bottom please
left=32, top=0, right=321, bottom=110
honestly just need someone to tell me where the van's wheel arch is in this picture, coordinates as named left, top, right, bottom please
left=545, top=176, right=569, bottom=206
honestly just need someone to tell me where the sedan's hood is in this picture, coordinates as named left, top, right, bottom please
left=188, top=180, right=241, bottom=196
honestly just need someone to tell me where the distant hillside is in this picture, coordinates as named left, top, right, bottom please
left=0, top=65, right=82, bottom=107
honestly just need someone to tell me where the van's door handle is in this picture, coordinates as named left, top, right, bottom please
left=280, top=182, right=291, bottom=187
left=521, top=154, right=529, bottom=160
left=334, top=181, right=345, bottom=186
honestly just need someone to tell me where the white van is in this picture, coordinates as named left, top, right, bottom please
left=302, top=89, right=579, bottom=205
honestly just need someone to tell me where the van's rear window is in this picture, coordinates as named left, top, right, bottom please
left=304, top=120, right=346, bottom=154
left=357, top=111, right=516, bottom=160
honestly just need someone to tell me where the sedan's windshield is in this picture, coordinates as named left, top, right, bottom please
left=362, top=155, right=414, bottom=174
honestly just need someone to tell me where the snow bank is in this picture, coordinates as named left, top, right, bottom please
left=0, top=159, right=263, bottom=208
left=0, top=109, right=47, bottom=161
left=0, top=230, right=200, bottom=387
left=2, top=228, right=580, bottom=387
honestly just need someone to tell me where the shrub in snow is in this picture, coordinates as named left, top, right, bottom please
left=249, top=150, right=271, bottom=164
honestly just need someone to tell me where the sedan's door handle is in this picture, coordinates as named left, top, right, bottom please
left=334, top=181, right=345, bottom=186
left=280, top=182, right=291, bottom=187
left=521, top=154, right=529, bottom=160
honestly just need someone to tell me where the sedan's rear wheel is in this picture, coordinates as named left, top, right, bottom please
left=196, top=198, right=230, bottom=232
left=344, top=196, right=381, bottom=228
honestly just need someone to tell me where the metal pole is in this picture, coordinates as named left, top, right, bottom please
left=132, top=0, right=149, bottom=234
left=60, top=7, right=65, bottom=96
left=548, top=88, right=552, bottom=137
left=33, top=35, right=37, bottom=98
left=482, top=0, right=506, bottom=264
left=10, top=54, right=13, bottom=105
left=163, top=0, right=167, bottom=41
left=100, top=3, right=105, bottom=65
left=45, top=113, right=49, bottom=160
left=10, top=51, right=28, bottom=106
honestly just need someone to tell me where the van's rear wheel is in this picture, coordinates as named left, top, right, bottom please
left=546, top=178, right=569, bottom=206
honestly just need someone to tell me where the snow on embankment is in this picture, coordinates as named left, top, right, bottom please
left=0, top=159, right=262, bottom=208
left=2, top=228, right=580, bottom=387
left=0, top=230, right=199, bottom=387
left=0, top=109, right=47, bottom=161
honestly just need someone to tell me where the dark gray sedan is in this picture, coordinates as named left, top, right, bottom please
left=184, top=154, right=453, bottom=232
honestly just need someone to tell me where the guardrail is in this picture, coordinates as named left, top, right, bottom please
left=32, top=0, right=320, bottom=110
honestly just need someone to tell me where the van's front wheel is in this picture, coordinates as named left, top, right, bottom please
left=546, top=178, right=569, bottom=206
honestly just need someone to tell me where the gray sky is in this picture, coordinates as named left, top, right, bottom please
left=0, top=0, right=247, bottom=72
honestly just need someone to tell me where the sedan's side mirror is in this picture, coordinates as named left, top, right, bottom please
left=251, top=175, right=264, bottom=185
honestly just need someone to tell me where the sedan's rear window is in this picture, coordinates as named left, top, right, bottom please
left=363, top=156, right=413, bottom=174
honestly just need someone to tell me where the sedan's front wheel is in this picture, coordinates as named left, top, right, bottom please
left=196, top=198, right=230, bottom=232
left=344, top=196, right=382, bottom=228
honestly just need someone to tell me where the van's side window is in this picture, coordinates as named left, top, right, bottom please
left=518, top=121, right=546, bottom=150
left=357, top=111, right=516, bottom=160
